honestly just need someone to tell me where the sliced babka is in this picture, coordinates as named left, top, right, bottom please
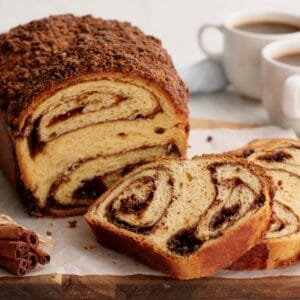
left=229, top=139, right=300, bottom=270
left=85, top=155, right=272, bottom=279
left=0, top=15, right=188, bottom=217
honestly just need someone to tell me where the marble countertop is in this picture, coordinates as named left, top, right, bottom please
left=189, top=89, right=268, bottom=125
left=0, top=0, right=298, bottom=125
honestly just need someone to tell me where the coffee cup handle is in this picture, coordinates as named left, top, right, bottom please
left=198, top=24, right=224, bottom=63
left=283, top=75, right=300, bottom=118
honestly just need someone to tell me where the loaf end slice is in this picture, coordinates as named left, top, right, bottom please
left=228, top=138, right=300, bottom=270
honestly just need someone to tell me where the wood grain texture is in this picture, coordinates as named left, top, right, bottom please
left=1, top=274, right=300, bottom=300
left=0, top=118, right=298, bottom=300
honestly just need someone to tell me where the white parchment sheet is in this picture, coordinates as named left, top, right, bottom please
left=0, top=126, right=299, bottom=278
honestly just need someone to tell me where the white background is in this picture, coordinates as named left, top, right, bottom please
left=1, top=0, right=300, bottom=124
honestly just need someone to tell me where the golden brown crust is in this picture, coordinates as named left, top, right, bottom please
left=231, top=237, right=300, bottom=270
left=87, top=204, right=270, bottom=279
left=85, top=155, right=273, bottom=279
left=230, top=243, right=269, bottom=270
left=0, top=14, right=188, bottom=132
left=228, top=138, right=300, bottom=270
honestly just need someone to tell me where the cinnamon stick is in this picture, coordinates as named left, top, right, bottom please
left=26, top=252, right=38, bottom=271
left=0, top=215, right=51, bottom=276
left=33, top=247, right=50, bottom=265
left=0, top=256, right=28, bottom=277
left=21, top=229, right=39, bottom=249
left=0, top=224, right=24, bottom=240
left=0, top=240, right=29, bottom=260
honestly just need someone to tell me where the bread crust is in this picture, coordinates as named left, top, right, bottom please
left=0, top=15, right=188, bottom=133
left=228, top=138, right=300, bottom=270
left=231, top=236, right=300, bottom=270
left=85, top=155, right=273, bottom=279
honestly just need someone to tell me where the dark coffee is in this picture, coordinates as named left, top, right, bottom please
left=235, top=21, right=300, bottom=34
left=275, top=52, right=300, bottom=67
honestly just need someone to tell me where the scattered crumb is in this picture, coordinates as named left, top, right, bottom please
left=278, top=180, right=283, bottom=186
left=50, top=223, right=54, bottom=227
left=206, top=135, right=213, bottom=142
left=84, top=244, right=96, bottom=250
left=46, top=231, right=52, bottom=236
left=68, top=220, right=77, bottom=228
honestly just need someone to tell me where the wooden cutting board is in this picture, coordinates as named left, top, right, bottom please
left=1, top=118, right=299, bottom=300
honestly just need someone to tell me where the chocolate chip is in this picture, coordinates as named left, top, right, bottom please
left=117, top=132, right=127, bottom=137
left=154, top=127, right=165, bottom=134
left=167, top=228, right=202, bottom=256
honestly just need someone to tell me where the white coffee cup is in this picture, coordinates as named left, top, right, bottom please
left=198, top=11, right=300, bottom=100
left=262, top=38, right=300, bottom=133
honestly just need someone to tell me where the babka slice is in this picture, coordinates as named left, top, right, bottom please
left=229, top=139, right=300, bottom=270
left=0, top=15, right=188, bottom=217
left=85, top=155, right=272, bottom=279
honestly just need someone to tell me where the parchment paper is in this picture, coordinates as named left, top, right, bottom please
left=0, top=126, right=299, bottom=278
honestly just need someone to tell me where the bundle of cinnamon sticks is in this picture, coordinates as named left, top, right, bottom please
left=0, top=224, right=50, bottom=276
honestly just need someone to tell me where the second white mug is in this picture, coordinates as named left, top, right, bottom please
left=198, top=11, right=300, bottom=100
left=262, top=37, right=300, bottom=134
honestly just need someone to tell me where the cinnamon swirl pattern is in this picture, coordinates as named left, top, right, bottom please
left=16, top=79, right=187, bottom=216
left=230, top=139, right=300, bottom=269
left=106, top=167, right=174, bottom=234
left=0, top=16, right=188, bottom=216
left=86, top=156, right=271, bottom=279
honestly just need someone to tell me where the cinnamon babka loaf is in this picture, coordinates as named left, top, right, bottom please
left=229, top=139, right=300, bottom=270
left=85, top=155, right=272, bottom=279
left=0, top=15, right=188, bottom=217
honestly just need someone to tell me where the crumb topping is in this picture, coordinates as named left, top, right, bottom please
left=0, top=14, right=188, bottom=128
